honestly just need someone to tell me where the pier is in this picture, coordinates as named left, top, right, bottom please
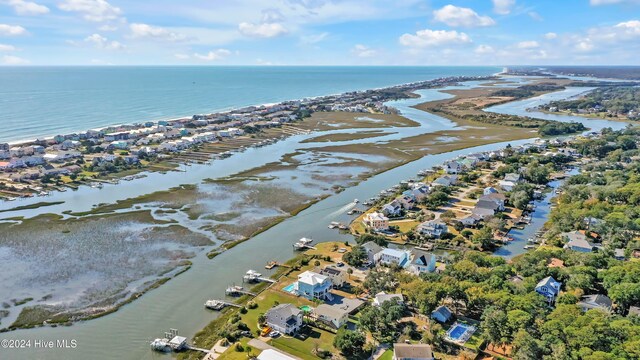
left=265, top=261, right=290, bottom=269
left=150, top=329, right=210, bottom=354
left=243, top=270, right=276, bottom=284
left=205, top=299, right=242, bottom=311
left=225, top=285, right=256, bottom=297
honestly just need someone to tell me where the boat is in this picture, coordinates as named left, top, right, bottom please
left=6, top=197, right=16, bottom=201
left=150, top=338, right=170, bottom=352
left=338, top=224, right=348, bottom=230
left=362, top=201, right=371, bottom=206
left=204, top=300, right=225, bottom=310
left=90, top=182, right=103, bottom=189
left=298, top=237, right=313, bottom=245
left=328, top=222, right=340, bottom=229
left=353, top=199, right=359, bottom=203
left=243, top=270, right=262, bottom=282
left=226, top=285, right=244, bottom=295
left=524, top=245, right=535, bottom=250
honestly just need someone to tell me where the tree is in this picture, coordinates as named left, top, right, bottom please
left=481, top=306, right=509, bottom=345
left=512, top=329, right=542, bottom=360
left=359, top=299, right=405, bottom=344
left=356, top=233, right=388, bottom=247
left=333, top=328, right=366, bottom=357
left=343, top=246, right=367, bottom=267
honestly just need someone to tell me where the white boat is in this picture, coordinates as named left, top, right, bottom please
left=299, top=237, right=313, bottom=245
left=150, top=338, right=170, bottom=352
left=6, top=197, right=16, bottom=201
left=524, top=245, right=535, bottom=250
left=328, top=222, right=340, bottom=229
left=353, top=199, right=359, bottom=203
left=204, top=300, right=225, bottom=310
left=243, top=270, right=262, bottom=282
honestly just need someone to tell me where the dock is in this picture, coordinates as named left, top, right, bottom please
left=225, top=285, right=256, bottom=297
left=205, top=299, right=242, bottom=311
left=243, top=270, right=276, bottom=284
left=150, top=329, right=210, bottom=354
left=265, top=261, right=290, bottom=269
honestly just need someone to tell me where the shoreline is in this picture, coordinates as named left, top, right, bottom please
left=3, top=76, right=494, bottom=147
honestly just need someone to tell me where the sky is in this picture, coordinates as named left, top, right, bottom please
left=1, top=0, right=640, bottom=66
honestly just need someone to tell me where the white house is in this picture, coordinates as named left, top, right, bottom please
left=417, top=219, right=448, bottom=238
left=378, top=248, right=410, bottom=267
left=373, top=292, right=404, bottom=307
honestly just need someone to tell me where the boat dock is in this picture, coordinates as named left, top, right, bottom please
left=205, top=299, right=242, bottom=311
left=225, top=285, right=256, bottom=297
left=150, top=329, right=210, bottom=354
left=265, top=261, right=290, bottom=269
left=243, top=270, right=276, bottom=284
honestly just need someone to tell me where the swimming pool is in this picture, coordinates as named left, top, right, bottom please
left=283, top=283, right=296, bottom=294
left=299, top=305, right=312, bottom=312
left=446, top=322, right=476, bottom=343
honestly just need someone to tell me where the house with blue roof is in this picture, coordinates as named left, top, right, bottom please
left=535, top=276, right=562, bottom=301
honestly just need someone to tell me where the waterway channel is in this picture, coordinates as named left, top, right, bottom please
left=0, top=77, right=627, bottom=360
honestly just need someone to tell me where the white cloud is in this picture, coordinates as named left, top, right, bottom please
left=351, top=44, right=376, bottom=57
left=174, top=53, right=190, bottom=60
left=98, top=24, right=118, bottom=31
left=575, top=39, right=595, bottom=52
left=433, top=5, right=495, bottom=27
left=238, top=22, right=288, bottom=38
left=516, top=40, right=539, bottom=49
left=84, top=33, right=125, bottom=50
left=0, top=24, right=27, bottom=36
left=528, top=11, right=543, bottom=21
left=474, top=44, right=494, bottom=54
left=300, top=32, right=329, bottom=44
left=193, top=49, right=231, bottom=61
left=590, top=0, right=640, bottom=5
left=399, top=29, right=472, bottom=47
left=3, top=0, right=49, bottom=15
left=58, top=0, right=122, bottom=22
left=0, top=43, right=16, bottom=51
left=129, top=23, right=187, bottom=42
left=2, top=54, right=29, bottom=64
left=614, top=20, right=640, bottom=36
left=492, top=0, right=516, bottom=15
left=544, top=32, right=558, bottom=39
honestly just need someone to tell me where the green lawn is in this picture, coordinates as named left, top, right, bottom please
left=239, top=288, right=313, bottom=331
left=271, top=327, right=337, bottom=360
left=217, top=339, right=260, bottom=360
left=378, top=349, right=393, bottom=360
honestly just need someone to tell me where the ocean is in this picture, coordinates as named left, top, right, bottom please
left=0, top=66, right=500, bottom=143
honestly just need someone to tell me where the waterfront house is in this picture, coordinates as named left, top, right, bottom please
left=578, top=294, right=612, bottom=313
left=535, top=276, right=562, bottom=300
left=499, top=180, right=517, bottom=191
left=296, top=271, right=332, bottom=300
left=373, top=292, right=404, bottom=307
left=319, top=266, right=348, bottom=288
left=393, top=343, right=434, bottom=360
left=362, top=241, right=383, bottom=264
left=431, top=175, right=458, bottom=187
left=378, top=248, right=410, bottom=267
left=381, top=200, right=403, bottom=217
left=403, top=185, right=429, bottom=202
left=408, top=249, right=437, bottom=275
left=398, top=195, right=416, bottom=210
left=479, top=193, right=506, bottom=210
left=562, top=231, right=600, bottom=252
left=417, top=219, right=448, bottom=238
left=362, top=212, right=389, bottom=231
left=313, top=304, right=350, bottom=329
left=431, top=305, right=453, bottom=324
left=265, top=304, right=303, bottom=335
left=444, top=160, right=463, bottom=174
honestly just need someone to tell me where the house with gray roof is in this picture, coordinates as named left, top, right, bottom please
left=431, top=305, right=453, bottom=324
left=361, top=241, right=383, bottom=264
left=535, top=276, right=562, bottom=301
left=562, top=231, right=600, bottom=253
left=266, top=304, right=303, bottom=335
left=393, top=343, right=434, bottom=360
left=408, top=249, right=437, bottom=275
left=578, top=294, right=612, bottom=313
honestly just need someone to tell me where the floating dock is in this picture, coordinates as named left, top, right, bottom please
left=225, top=285, right=256, bottom=297
left=205, top=299, right=241, bottom=311
left=243, top=270, right=276, bottom=284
